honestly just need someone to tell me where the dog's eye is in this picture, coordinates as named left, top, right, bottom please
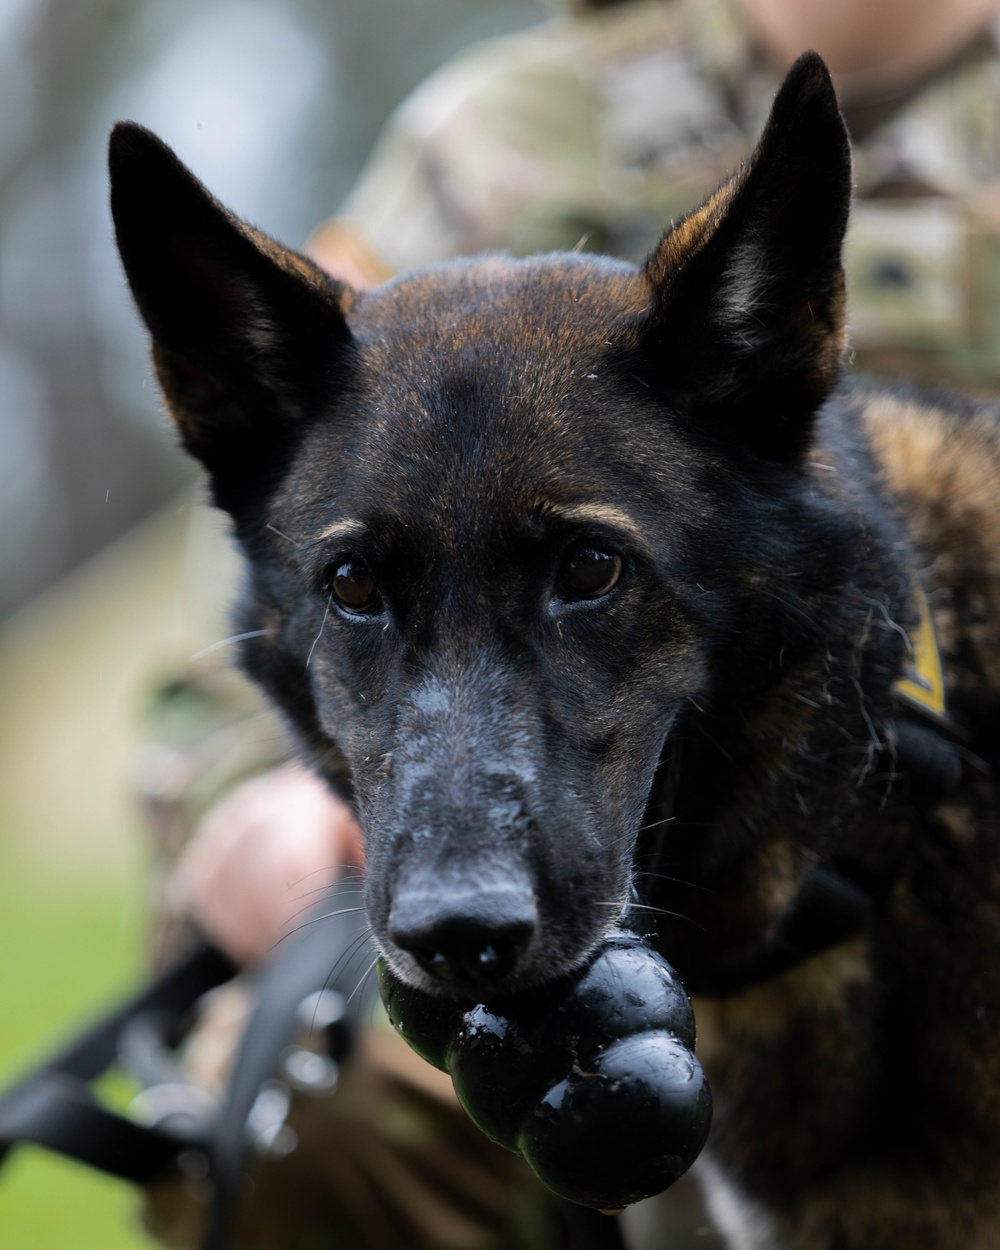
left=556, top=546, right=623, bottom=600
left=329, top=560, right=383, bottom=615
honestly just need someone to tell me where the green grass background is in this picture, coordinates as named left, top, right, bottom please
left=0, top=503, right=233, bottom=1249
left=0, top=848, right=159, bottom=1249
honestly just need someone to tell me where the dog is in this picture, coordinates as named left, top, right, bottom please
left=109, top=52, right=1000, bottom=1250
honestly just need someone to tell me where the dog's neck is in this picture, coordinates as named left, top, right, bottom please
left=641, top=535, right=961, bottom=993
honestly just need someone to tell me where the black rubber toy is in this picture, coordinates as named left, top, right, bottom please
left=377, top=927, right=712, bottom=1210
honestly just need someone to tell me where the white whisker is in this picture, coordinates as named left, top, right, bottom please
left=190, top=629, right=267, bottom=660
left=267, top=522, right=303, bottom=548
left=347, top=955, right=380, bottom=1007
left=305, top=601, right=330, bottom=672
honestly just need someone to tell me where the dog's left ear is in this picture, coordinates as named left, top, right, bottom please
left=109, top=122, right=354, bottom=514
left=642, top=52, right=851, bottom=463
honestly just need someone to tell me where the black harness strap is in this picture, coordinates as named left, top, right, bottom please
left=687, top=866, right=876, bottom=998
left=685, top=714, right=973, bottom=998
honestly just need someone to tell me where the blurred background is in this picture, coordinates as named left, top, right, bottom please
left=0, top=2, right=542, bottom=1245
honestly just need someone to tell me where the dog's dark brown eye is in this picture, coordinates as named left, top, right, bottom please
left=556, top=547, right=623, bottom=600
left=329, top=560, right=382, bottom=615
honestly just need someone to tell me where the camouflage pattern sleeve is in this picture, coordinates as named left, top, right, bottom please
left=328, top=0, right=755, bottom=269
left=844, top=32, right=1000, bottom=386
left=322, top=0, right=1000, bottom=390
left=333, top=21, right=617, bottom=269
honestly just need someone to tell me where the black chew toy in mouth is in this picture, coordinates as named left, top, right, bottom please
left=376, top=927, right=712, bottom=1210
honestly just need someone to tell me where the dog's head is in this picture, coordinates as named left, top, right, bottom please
left=111, top=53, right=851, bottom=998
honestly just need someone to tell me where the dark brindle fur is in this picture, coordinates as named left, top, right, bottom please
left=110, top=54, right=1000, bottom=1250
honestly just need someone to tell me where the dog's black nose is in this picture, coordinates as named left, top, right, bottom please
left=389, top=885, right=538, bottom=987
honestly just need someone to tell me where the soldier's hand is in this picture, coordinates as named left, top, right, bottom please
left=171, top=763, right=364, bottom=964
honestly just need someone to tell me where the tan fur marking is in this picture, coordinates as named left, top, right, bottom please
left=310, top=519, right=368, bottom=548
left=645, top=176, right=742, bottom=290
left=862, top=395, right=1000, bottom=560
left=862, top=393, right=1000, bottom=690
left=538, top=503, right=650, bottom=551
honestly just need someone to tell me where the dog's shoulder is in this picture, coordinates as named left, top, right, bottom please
left=844, top=379, right=1000, bottom=708
left=857, top=381, right=1000, bottom=563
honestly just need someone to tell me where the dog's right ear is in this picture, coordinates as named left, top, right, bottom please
left=109, top=122, right=354, bottom=514
left=640, top=52, right=851, bottom=464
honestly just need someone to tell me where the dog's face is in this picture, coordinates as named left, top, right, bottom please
left=111, top=54, right=851, bottom=998
left=259, top=257, right=718, bottom=994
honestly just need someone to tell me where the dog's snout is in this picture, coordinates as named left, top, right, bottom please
left=389, top=884, right=538, bottom=988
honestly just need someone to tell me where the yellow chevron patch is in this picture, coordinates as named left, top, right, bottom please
left=892, top=584, right=946, bottom=721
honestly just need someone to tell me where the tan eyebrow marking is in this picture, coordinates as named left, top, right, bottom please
left=541, top=503, right=651, bottom=553
left=309, top=519, right=367, bottom=548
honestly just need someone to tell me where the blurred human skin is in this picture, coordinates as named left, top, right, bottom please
left=172, top=763, right=364, bottom=964
left=740, top=0, right=1000, bottom=100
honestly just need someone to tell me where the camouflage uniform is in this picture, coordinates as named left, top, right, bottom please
left=144, top=2, right=1000, bottom=1246
left=324, top=0, right=1000, bottom=387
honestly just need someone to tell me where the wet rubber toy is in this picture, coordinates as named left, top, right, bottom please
left=377, top=929, right=712, bottom=1209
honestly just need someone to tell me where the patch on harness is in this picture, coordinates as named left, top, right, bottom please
left=892, top=583, right=946, bottom=723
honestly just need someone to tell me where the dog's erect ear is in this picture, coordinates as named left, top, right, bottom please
left=109, top=122, right=354, bottom=513
left=642, top=52, right=851, bottom=462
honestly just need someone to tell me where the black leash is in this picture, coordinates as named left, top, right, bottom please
left=642, top=573, right=983, bottom=1000
left=0, top=943, right=235, bottom=1182
left=676, top=704, right=976, bottom=999
left=203, top=881, right=373, bottom=1250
